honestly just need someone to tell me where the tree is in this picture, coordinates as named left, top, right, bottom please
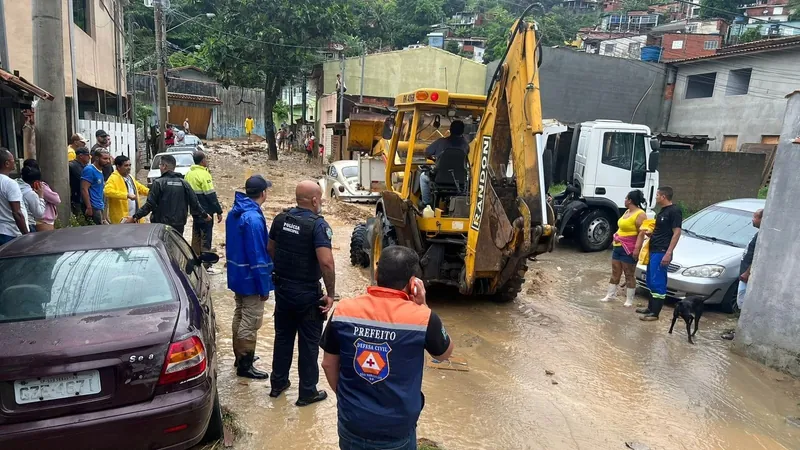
left=789, top=0, right=800, bottom=20
left=273, top=100, right=289, bottom=123
left=699, top=0, right=740, bottom=19
left=445, top=39, right=460, bottom=54
left=738, top=26, right=763, bottom=43
left=201, top=0, right=352, bottom=160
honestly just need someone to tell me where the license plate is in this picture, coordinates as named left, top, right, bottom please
left=14, top=370, right=101, bottom=405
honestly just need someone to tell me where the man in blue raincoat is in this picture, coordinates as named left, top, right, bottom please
left=226, top=175, right=274, bottom=379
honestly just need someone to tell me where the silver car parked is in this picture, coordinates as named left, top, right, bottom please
left=319, top=160, right=380, bottom=203
left=635, top=198, right=764, bottom=313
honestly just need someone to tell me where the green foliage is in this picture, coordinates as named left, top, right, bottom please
left=758, top=185, right=769, bottom=199
left=135, top=102, right=154, bottom=128
left=480, top=6, right=515, bottom=62
left=445, top=40, right=460, bottom=54
left=738, top=26, right=763, bottom=44
left=790, top=0, right=800, bottom=20
left=168, top=51, right=202, bottom=69
left=699, top=0, right=740, bottom=19
left=273, top=100, right=289, bottom=122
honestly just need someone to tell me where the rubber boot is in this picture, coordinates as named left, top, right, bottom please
left=236, top=340, right=268, bottom=379
left=636, top=296, right=653, bottom=314
left=624, top=288, right=635, bottom=307
left=641, top=297, right=664, bottom=321
left=600, top=284, right=617, bottom=302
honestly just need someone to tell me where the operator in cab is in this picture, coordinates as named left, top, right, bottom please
left=420, top=120, right=469, bottom=207
left=267, top=180, right=335, bottom=407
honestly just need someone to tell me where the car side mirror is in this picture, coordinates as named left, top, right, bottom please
left=648, top=150, right=660, bottom=172
left=198, top=252, right=220, bottom=264
left=433, top=115, right=441, bottom=129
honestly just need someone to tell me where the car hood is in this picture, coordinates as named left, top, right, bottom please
left=671, top=234, right=744, bottom=267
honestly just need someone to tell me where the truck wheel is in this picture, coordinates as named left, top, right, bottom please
left=720, top=282, right=740, bottom=314
left=494, top=262, right=528, bottom=303
left=579, top=209, right=613, bottom=252
left=349, top=223, right=370, bottom=267
left=369, top=212, right=397, bottom=283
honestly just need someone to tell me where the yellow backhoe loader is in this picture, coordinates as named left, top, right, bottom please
left=349, top=6, right=555, bottom=301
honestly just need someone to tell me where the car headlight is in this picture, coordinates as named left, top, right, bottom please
left=682, top=265, right=725, bottom=278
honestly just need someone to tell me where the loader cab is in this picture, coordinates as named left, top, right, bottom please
left=386, top=89, right=487, bottom=220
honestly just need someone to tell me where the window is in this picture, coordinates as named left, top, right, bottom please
left=687, top=23, right=699, bottom=33
left=631, top=134, right=647, bottom=188
left=0, top=248, right=174, bottom=323
left=672, top=39, right=684, bottom=49
left=703, top=40, right=719, bottom=50
left=726, top=68, right=752, bottom=96
left=341, top=166, right=359, bottom=178
left=685, top=72, right=717, bottom=99
left=601, top=132, right=635, bottom=171
left=73, top=0, right=91, bottom=35
left=682, top=206, right=758, bottom=248
left=722, top=135, right=738, bottom=152
left=761, top=135, right=780, bottom=144
left=604, top=43, right=616, bottom=54
left=628, top=42, right=641, bottom=58
left=329, top=166, right=338, bottom=178
left=774, top=6, right=783, bottom=14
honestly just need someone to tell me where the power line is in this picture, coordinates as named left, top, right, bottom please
left=670, top=0, right=800, bottom=32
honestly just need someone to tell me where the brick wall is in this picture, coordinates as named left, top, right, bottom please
left=661, top=34, right=722, bottom=61
left=659, top=150, right=766, bottom=211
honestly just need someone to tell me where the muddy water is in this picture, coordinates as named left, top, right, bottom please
left=197, top=142, right=800, bottom=450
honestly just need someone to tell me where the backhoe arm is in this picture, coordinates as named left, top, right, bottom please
left=464, top=9, right=552, bottom=295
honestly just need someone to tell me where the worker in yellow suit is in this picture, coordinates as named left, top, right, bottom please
left=245, top=115, right=255, bottom=143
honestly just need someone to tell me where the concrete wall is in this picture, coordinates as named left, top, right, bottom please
left=322, top=47, right=487, bottom=98
left=5, top=0, right=125, bottom=95
left=733, top=92, right=800, bottom=376
left=487, top=47, right=667, bottom=130
left=667, top=48, right=799, bottom=152
left=658, top=149, right=765, bottom=211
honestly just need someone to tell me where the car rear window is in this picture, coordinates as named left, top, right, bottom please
left=0, top=248, right=174, bottom=323
left=153, top=153, right=194, bottom=167
left=341, top=166, right=359, bottom=178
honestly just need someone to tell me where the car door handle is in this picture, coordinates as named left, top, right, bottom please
left=595, top=187, right=606, bottom=195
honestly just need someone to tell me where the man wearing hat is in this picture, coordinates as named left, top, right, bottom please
left=92, top=130, right=114, bottom=181
left=225, top=175, right=274, bottom=379
left=67, top=133, right=87, bottom=162
left=267, top=180, right=335, bottom=406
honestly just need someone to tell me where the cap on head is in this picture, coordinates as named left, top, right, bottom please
left=96, top=129, right=109, bottom=138
left=245, top=175, right=272, bottom=197
left=71, top=133, right=87, bottom=144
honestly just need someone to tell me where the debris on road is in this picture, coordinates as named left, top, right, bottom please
left=545, top=369, right=555, bottom=376
left=625, top=442, right=651, bottom=450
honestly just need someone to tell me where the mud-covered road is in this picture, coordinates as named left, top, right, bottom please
left=187, top=141, right=800, bottom=450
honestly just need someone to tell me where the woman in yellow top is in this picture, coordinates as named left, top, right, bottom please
left=601, top=190, right=646, bottom=306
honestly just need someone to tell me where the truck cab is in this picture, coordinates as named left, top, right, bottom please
left=554, top=120, right=660, bottom=252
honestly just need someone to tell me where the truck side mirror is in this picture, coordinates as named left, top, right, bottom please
left=382, top=118, right=393, bottom=140
left=648, top=150, right=660, bottom=172
left=649, top=138, right=660, bottom=151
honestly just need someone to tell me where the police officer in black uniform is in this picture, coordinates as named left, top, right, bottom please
left=267, top=180, right=336, bottom=406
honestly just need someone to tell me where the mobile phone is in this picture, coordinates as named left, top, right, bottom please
left=411, top=277, right=419, bottom=296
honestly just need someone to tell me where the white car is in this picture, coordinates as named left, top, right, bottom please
left=182, top=134, right=205, bottom=151
left=319, top=160, right=380, bottom=202
left=147, top=151, right=195, bottom=187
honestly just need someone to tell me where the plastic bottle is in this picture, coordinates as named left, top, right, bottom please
left=423, top=205, right=435, bottom=218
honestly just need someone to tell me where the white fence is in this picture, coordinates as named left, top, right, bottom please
left=76, top=119, right=137, bottom=173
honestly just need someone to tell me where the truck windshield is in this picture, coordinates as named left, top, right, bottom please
left=0, top=248, right=174, bottom=323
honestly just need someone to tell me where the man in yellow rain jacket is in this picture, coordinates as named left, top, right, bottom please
left=104, top=155, right=149, bottom=224
left=245, top=115, right=255, bottom=143
left=185, top=151, right=224, bottom=273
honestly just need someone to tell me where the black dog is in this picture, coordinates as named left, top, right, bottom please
left=668, top=296, right=705, bottom=344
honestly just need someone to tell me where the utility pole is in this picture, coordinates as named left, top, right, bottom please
left=0, top=0, right=7, bottom=70
left=301, top=75, right=307, bottom=124
left=67, top=0, right=79, bottom=131
left=288, top=83, right=293, bottom=126
left=32, top=0, right=70, bottom=224
left=360, top=42, right=365, bottom=103
left=338, top=52, right=345, bottom=122
left=154, top=0, right=167, bottom=153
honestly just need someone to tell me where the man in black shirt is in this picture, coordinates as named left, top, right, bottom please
left=68, top=147, right=91, bottom=215
left=91, top=130, right=114, bottom=181
left=722, top=208, right=762, bottom=340
left=636, top=186, right=682, bottom=321
left=419, top=120, right=470, bottom=207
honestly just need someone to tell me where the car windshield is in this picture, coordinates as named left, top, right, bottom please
left=153, top=153, right=193, bottom=167
left=0, top=248, right=174, bottom=323
left=682, top=206, right=757, bottom=248
left=341, top=166, right=359, bottom=178
left=184, top=135, right=200, bottom=145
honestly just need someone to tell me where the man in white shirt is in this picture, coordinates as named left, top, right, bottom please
left=0, top=148, right=29, bottom=245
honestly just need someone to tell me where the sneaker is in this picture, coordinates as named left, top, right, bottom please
left=207, top=267, right=222, bottom=275
left=635, top=307, right=650, bottom=314
left=721, top=330, right=736, bottom=340
left=295, top=390, right=328, bottom=407
left=639, top=314, right=659, bottom=321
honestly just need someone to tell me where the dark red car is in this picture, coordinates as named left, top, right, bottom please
left=0, top=224, right=222, bottom=449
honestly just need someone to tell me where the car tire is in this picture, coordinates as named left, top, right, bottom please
left=330, top=189, right=337, bottom=200
left=578, top=209, right=613, bottom=252
left=201, top=390, right=224, bottom=443
left=349, top=223, right=370, bottom=267
left=720, top=282, right=740, bottom=314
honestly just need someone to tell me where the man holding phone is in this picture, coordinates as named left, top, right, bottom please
left=320, top=246, right=454, bottom=449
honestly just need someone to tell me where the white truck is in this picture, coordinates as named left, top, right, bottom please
left=551, top=120, right=661, bottom=252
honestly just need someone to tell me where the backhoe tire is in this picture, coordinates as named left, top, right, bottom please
left=369, top=212, right=398, bottom=283
left=349, top=223, right=370, bottom=268
left=494, top=262, right=528, bottom=303
left=579, top=209, right=613, bottom=252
